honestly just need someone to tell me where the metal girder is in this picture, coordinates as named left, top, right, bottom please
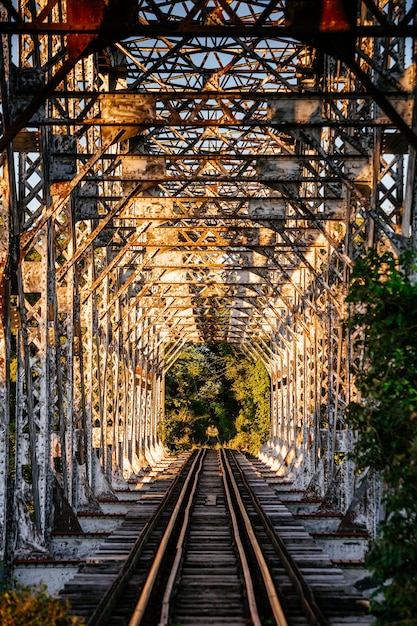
left=2, top=21, right=417, bottom=38
left=0, top=0, right=416, bottom=565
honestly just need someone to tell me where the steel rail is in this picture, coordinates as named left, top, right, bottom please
left=220, top=448, right=288, bottom=626
left=85, top=450, right=197, bottom=626
left=157, top=449, right=205, bottom=626
left=227, top=449, right=329, bottom=626
left=128, top=448, right=206, bottom=626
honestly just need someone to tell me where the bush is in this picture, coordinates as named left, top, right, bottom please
left=158, top=407, right=197, bottom=451
left=0, top=584, right=85, bottom=626
left=346, top=249, right=417, bottom=625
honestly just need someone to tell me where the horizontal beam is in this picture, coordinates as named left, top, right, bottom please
left=51, top=90, right=414, bottom=101
left=54, top=153, right=372, bottom=161
left=1, top=23, right=417, bottom=38
left=27, top=118, right=404, bottom=129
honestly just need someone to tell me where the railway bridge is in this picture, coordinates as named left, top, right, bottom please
left=0, top=0, right=416, bottom=607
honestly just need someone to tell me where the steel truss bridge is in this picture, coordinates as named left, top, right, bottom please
left=0, top=0, right=416, bottom=569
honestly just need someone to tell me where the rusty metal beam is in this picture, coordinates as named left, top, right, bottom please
left=2, top=22, right=417, bottom=37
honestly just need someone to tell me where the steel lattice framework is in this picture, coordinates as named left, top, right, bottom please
left=0, top=0, right=416, bottom=569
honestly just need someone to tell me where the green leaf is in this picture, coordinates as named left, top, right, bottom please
left=345, top=249, right=417, bottom=624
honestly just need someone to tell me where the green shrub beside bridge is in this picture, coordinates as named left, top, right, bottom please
left=346, top=248, right=417, bottom=625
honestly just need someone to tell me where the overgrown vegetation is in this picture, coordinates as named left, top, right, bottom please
left=161, top=343, right=270, bottom=455
left=226, top=353, right=271, bottom=454
left=0, top=584, right=85, bottom=625
left=346, top=248, right=417, bottom=625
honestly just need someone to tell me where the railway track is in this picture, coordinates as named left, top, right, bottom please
left=62, top=448, right=373, bottom=625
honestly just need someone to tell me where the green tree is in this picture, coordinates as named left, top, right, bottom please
left=163, top=344, right=238, bottom=449
left=163, top=343, right=270, bottom=453
left=225, top=353, right=270, bottom=455
left=346, top=248, right=417, bottom=625
left=158, top=407, right=198, bottom=451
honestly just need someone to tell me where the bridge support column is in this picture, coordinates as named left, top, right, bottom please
left=0, top=150, right=10, bottom=570
left=261, top=290, right=361, bottom=525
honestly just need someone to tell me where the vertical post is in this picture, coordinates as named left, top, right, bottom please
left=0, top=150, right=10, bottom=567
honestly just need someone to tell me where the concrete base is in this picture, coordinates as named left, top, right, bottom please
left=51, top=532, right=110, bottom=559
left=77, top=512, right=127, bottom=533
left=13, top=560, right=82, bottom=596
left=312, top=532, right=370, bottom=561
left=293, top=511, right=343, bottom=532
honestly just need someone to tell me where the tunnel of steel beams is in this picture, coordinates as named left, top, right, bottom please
left=0, top=0, right=416, bottom=572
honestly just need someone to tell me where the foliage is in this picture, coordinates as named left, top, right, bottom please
left=225, top=355, right=271, bottom=455
left=158, top=406, right=202, bottom=451
left=345, top=248, right=417, bottom=625
left=164, top=344, right=238, bottom=446
left=163, top=343, right=270, bottom=454
left=0, top=584, right=85, bottom=625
